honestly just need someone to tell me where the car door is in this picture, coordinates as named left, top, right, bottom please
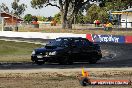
left=80, top=39, right=95, bottom=61
left=70, top=39, right=82, bottom=62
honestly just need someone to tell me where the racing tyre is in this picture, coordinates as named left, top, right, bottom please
left=68, top=60, right=73, bottom=65
left=35, top=61, right=45, bottom=65
left=89, top=57, right=98, bottom=64
left=59, top=56, right=69, bottom=65
left=79, top=77, right=91, bottom=86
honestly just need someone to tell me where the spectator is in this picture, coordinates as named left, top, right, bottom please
left=94, top=20, right=100, bottom=27
left=94, top=20, right=97, bottom=27
left=104, top=22, right=113, bottom=31
left=96, top=20, right=100, bottom=27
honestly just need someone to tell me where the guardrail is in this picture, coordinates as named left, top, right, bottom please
left=0, top=31, right=86, bottom=39
left=0, top=31, right=132, bottom=43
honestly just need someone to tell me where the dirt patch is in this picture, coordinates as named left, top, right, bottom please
left=0, top=69, right=132, bottom=88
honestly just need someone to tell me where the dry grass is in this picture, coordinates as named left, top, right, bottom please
left=1, top=24, right=132, bottom=35
left=17, top=25, right=132, bottom=36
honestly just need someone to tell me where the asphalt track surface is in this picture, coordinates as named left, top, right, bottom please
left=0, top=37, right=132, bottom=70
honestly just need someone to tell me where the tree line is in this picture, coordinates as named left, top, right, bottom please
left=0, top=0, right=26, bottom=17
left=31, top=0, right=132, bottom=29
left=1, top=0, right=132, bottom=29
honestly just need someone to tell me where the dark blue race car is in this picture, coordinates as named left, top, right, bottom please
left=31, top=37, right=102, bottom=65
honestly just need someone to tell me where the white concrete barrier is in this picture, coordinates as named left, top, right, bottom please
left=0, top=31, right=86, bottom=39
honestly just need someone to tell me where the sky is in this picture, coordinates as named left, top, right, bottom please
left=0, top=0, right=60, bottom=17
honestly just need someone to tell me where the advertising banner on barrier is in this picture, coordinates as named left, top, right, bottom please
left=125, top=36, right=132, bottom=43
left=86, top=34, right=93, bottom=42
left=92, top=34, right=125, bottom=43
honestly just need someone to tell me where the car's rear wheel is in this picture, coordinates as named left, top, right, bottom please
left=89, top=57, right=98, bottom=64
left=35, top=61, right=45, bottom=65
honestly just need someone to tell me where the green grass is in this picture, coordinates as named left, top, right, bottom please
left=0, top=40, right=42, bottom=62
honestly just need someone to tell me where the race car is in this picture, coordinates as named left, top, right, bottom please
left=31, top=37, right=102, bottom=65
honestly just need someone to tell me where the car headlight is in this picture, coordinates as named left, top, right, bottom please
left=32, top=50, right=36, bottom=55
left=49, top=51, right=57, bottom=55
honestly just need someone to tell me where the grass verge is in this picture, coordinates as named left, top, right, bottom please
left=0, top=40, right=42, bottom=62
left=1, top=24, right=132, bottom=35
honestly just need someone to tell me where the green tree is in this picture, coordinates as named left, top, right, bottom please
left=104, top=0, right=132, bottom=11
left=24, top=14, right=32, bottom=23
left=75, top=11, right=84, bottom=24
left=42, top=16, right=47, bottom=21
left=11, top=0, right=27, bottom=16
left=31, top=0, right=129, bottom=29
left=31, top=0, right=91, bottom=29
left=37, top=16, right=44, bottom=21
left=41, top=16, right=46, bottom=21
left=54, top=13, right=61, bottom=23
left=1, top=3, right=9, bottom=13
left=85, top=4, right=108, bottom=23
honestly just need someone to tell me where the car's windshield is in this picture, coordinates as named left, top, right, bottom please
left=47, top=38, right=69, bottom=47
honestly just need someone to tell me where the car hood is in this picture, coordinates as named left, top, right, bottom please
left=34, top=46, right=64, bottom=54
left=45, top=45, right=57, bottom=49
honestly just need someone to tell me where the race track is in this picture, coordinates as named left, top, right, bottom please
left=0, top=42, right=132, bottom=70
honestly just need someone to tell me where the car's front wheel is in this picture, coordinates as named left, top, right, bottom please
left=35, top=61, right=45, bottom=65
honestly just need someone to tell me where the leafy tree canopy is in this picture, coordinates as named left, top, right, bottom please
left=0, top=3, right=9, bottom=13
left=85, top=4, right=109, bottom=23
left=30, top=0, right=132, bottom=29
left=31, top=0, right=90, bottom=29
left=37, top=16, right=47, bottom=21
left=11, top=0, right=27, bottom=16
left=104, top=0, right=132, bottom=11
left=24, top=14, right=32, bottom=23
left=54, top=13, right=61, bottom=23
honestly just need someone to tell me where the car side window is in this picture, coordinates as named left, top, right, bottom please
left=62, top=39, right=69, bottom=46
left=73, top=39, right=82, bottom=47
left=80, top=39, right=93, bottom=47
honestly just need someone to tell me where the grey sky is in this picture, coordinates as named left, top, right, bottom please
left=0, top=0, right=60, bottom=17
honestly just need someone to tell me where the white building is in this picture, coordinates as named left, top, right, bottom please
left=112, top=8, right=132, bottom=28
left=121, top=8, right=132, bottom=28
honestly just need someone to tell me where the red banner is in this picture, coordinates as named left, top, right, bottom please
left=86, top=34, right=93, bottom=42
left=125, top=36, right=132, bottom=43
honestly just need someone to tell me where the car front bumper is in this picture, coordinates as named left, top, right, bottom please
left=31, top=55, right=60, bottom=62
